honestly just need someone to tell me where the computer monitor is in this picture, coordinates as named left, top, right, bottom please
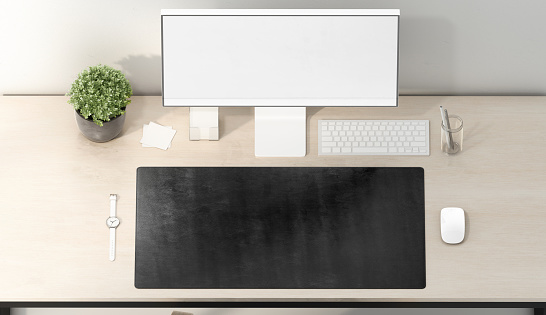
left=161, top=9, right=399, bottom=157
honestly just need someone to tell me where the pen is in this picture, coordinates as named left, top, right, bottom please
left=444, top=109, right=455, bottom=150
left=440, top=106, right=453, bottom=151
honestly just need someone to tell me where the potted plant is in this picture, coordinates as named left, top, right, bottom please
left=67, top=64, right=133, bottom=142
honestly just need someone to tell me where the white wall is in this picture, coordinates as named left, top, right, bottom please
left=1, top=0, right=545, bottom=96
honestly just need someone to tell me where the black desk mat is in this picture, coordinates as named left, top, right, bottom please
left=135, top=167, right=425, bottom=289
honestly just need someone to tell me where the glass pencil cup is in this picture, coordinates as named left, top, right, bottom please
left=441, top=115, right=463, bottom=154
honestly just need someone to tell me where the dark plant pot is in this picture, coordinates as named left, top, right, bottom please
left=75, top=110, right=126, bottom=143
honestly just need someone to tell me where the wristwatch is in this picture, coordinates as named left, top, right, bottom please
left=106, top=194, right=120, bottom=261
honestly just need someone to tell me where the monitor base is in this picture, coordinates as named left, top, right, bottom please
left=255, top=107, right=306, bottom=157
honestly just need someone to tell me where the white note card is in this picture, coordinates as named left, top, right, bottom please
left=140, top=122, right=176, bottom=150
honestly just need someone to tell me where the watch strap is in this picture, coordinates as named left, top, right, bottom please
left=109, top=227, right=116, bottom=261
left=110, top=194, right=117, bottom=217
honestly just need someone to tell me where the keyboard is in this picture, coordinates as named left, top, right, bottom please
left=318, top=120, right=430, bottom=155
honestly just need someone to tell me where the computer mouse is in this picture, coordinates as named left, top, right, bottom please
left=441, top=207, right=465, bottom=244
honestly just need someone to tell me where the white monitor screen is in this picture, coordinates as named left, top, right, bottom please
left=162, top=10, right=399, bottom=107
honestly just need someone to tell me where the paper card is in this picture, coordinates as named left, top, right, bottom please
left=142, top=124, right=173, bottom=148
left=140, top=122, right=176, bottom=150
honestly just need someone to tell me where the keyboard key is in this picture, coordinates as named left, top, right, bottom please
left=322, top=147, right=332, bottom=153
left=322, top=142, right=337, bottom=147
left=353, top=147, right=388, bottom=153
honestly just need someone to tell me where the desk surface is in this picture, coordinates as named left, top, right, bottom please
left=0, top=96, right=545, bottom=302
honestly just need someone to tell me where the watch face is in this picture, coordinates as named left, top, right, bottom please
left=106, top=217, right=120, bottom=228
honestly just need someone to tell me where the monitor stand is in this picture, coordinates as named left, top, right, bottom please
left=255, top=107, right=306, bottom=157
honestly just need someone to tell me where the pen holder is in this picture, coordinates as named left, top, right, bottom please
left=441, top=115, right=463, bottom=154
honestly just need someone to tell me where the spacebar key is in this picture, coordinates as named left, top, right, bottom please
left=353, top=147, right=388, bottom=153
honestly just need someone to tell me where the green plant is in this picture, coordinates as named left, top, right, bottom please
left=67, top=64, right=133, bottom=126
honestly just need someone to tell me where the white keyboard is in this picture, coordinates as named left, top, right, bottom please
left=319, top=120, right=430, bottom=155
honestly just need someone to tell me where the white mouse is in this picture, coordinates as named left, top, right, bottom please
left=441, top=207, right=465, bottom=244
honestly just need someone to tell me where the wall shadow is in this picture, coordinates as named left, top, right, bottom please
left=116, top=54, right=161, bottom=96
left=399, top=17, right=455, bottom=95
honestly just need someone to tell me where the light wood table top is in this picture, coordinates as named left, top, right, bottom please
left=0, top=95, right=545, bottom=302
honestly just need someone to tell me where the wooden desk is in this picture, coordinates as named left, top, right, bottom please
left=0, top=96, right=545, bottom=304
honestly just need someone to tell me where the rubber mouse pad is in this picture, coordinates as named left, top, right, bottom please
left=135, top=167, right=425, bottom=289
